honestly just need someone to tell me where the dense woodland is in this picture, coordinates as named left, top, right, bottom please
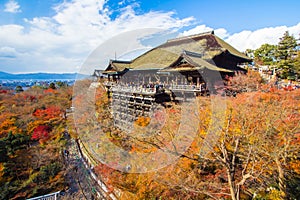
left=89, top=74, right=300, bottom=200
left=0, top=84, right=72, bottom=199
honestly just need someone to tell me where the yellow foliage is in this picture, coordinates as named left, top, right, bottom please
left=0, top=105, right=5, bottom=113
left=255, top=188, right=283, bottom=200
left=134, top=116, right=151, bottom=127
left=289, top=160, right=300, bottom=174
left=26, top=120, right=44, bottom=134
left=0, top=116, right=21, bottom=135
left=0, top=163, right=4, bottom=178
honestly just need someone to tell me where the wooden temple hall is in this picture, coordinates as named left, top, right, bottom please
left=95, top=31, right=251, bottom=131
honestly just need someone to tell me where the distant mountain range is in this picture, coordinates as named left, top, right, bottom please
left=0, top=71, right=90, bottom=80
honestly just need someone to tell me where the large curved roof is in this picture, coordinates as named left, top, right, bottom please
left=103, top=31, right=250, bottom=73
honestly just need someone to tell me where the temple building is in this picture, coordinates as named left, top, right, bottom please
left=95, top=31, right=251, bottom=131
left=99, top=30, right=250, bottom=91
left=103, top=32, right=251, bottom=78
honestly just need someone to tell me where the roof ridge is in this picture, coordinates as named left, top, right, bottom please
left=110, top=59, right=131, bottom=64
left=182, top=50, right=203, bottom=58
left=167, top=30, right=214, bottom=43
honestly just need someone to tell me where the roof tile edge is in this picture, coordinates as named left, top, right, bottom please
left=167, top=30, right=214, bottom=43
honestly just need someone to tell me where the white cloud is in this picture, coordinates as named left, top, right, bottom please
left=214, top=28, right=229, bottom=39
left=4, top=0, right=21, bottom=13
left=181, top=25, right=229, bottom=39
left=181, top=23, right=300, bottom=52
left=0, top=0, right=194, bottom=73
left=0, top=46, right=18, bottom=58
left=182, top=25, right=213, bottom=36
left=226, top=23, right=300, bottom=51
left=118, top=0, right=126, bottom=6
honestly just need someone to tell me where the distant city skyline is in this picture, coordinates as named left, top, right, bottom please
left=0, top=0, right=299, bottom=74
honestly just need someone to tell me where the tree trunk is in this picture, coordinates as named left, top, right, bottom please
left=275, top=157, right=286, bottom=199
left=227, top=169, right=238, bottom=200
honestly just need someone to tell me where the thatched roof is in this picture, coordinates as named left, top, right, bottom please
left=103, top=31, right=250, bottom=74
left=92, top=69, right=104, bottom=76
left=161, top=51, right=232, bottom=72
left=161, top=31, right=250, bottom=60
left=103, top=60, right=131, bottom=74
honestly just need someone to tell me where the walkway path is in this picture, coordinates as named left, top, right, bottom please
left=61, top=137, right=107, bottom=199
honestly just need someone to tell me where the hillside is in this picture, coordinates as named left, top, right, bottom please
left=0, top=85, right=73, bottom=199
left=0, top=71, right=89, bottom=80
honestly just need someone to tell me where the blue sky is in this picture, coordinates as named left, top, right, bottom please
left=0, top=0, right=299, bottom=73
left=133, top=0, right=300, bottom=33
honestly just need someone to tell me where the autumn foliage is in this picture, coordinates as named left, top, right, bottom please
left=0, top=85, right=72, bottom=199
left=225, top=70, right=264, bottom=93
left=90, top=83, right=300, bottom=200
left=134, top=116, right=150, bottom=127
left=33, top=106, right=63, bottom=120
left=31, top=125, right=51, bottom=142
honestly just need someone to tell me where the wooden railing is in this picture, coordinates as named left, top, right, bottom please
left=105, top=82, right=206, bottom=93
left=26, top=191, right=61, bottom=200
left=76, top=139, right=119, bottom=200
left=167, top=84, right=207, bottom=92
left=111, top=85, right=156, bottom=95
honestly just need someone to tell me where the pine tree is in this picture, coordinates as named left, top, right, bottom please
left=295, top=51, right=300, bottom=80
left=49, top=82, right=56, bottom=89
left=15, top=85, right=24, bottom=93
left=254, top=44, right=277, bottom=66
left=276, top=31, right=298, bottom=79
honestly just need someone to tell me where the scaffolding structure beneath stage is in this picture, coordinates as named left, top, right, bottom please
left=104, top=78, right=209, bottom=133
left=110, top=86, right=156, bottom=132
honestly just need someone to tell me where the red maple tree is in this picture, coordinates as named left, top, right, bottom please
left=31, top=125, right=51, bottom=141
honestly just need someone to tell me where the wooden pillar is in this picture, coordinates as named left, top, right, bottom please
left=186, top=75, right=188, bottom=84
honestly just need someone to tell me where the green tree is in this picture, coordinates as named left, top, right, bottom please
left=254, top=44, right=277, bottom=65
left=276, top=31, right=298, bottom=79
left=56, top=81, right=67, bottom=88
left=245, top=49, right=255, bottom=59
left=2, top=132, right=30, bottom=156
left=0, top=140, right=8, bottom=162
left=15, top=85, right=24, bottom=93
left=295, top=51, right=300, bottom=80
left=49, top=82, right=56, bottom=89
